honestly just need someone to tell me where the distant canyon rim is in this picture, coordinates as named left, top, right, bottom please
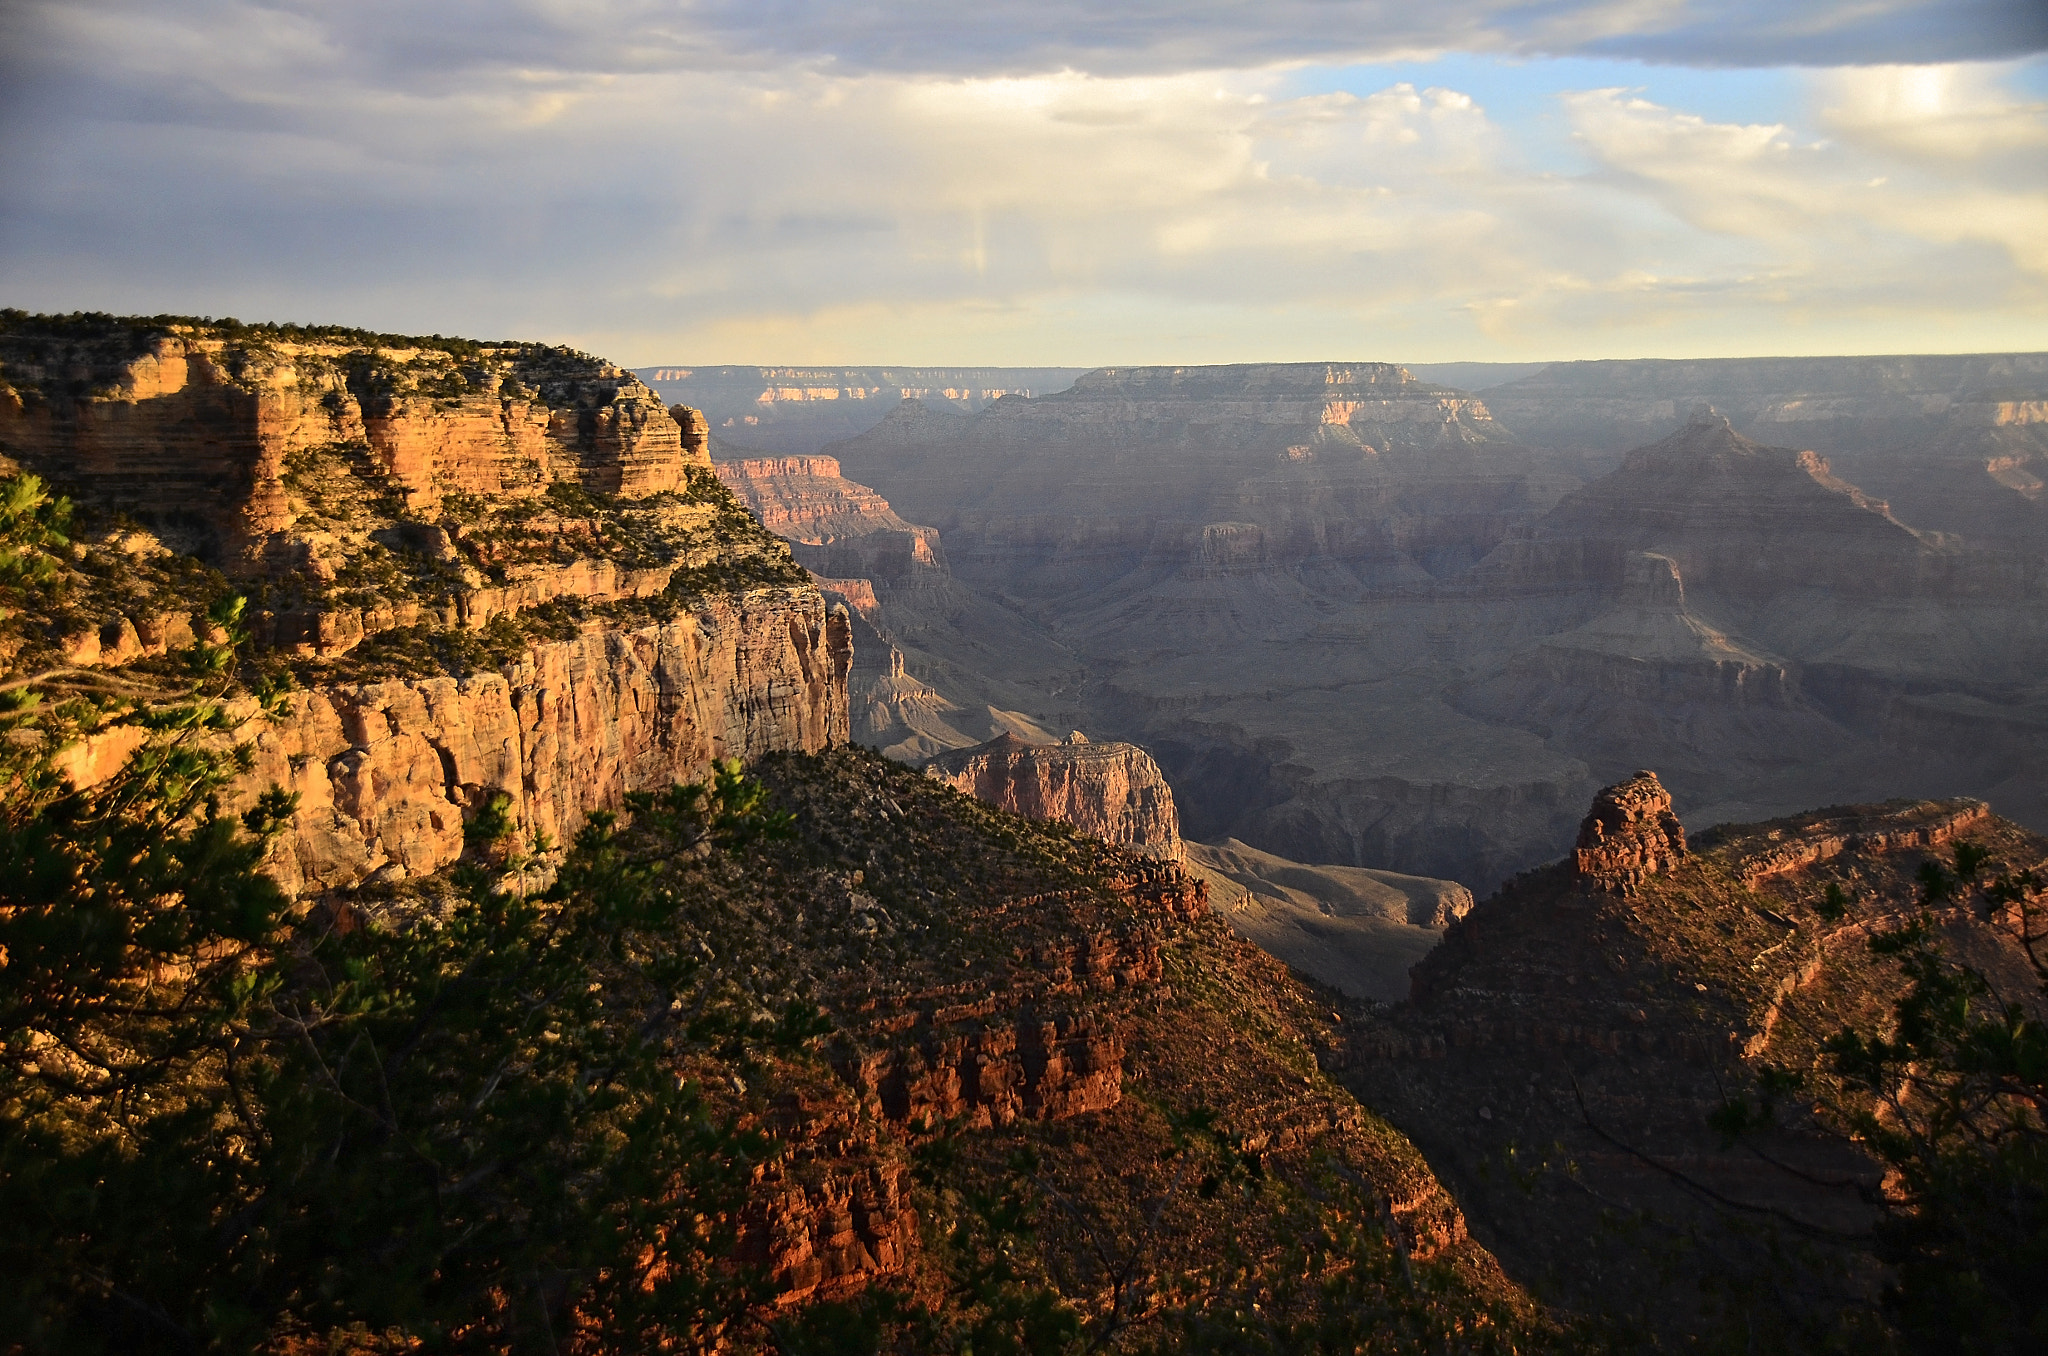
left=681, top=353, right=2048, bottom=895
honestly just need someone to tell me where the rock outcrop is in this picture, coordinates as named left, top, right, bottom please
left=243, top=592, right=850, bottom=896
left=926, top=732, right=1184, bottom=861
left=1569, top=770, right=1687, bottom=889
left=1343, top=786, right=2048, bottom=1345
left=0, top=322, right=702, bottom=570
left=714, top=450, right=1088, bottom=763
left=0, top=314, right=848, bottom=896
left=714, top=455, right=948, bottom=584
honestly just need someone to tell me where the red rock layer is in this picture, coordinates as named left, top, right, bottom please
left=1570, top=769, right=1688, bottom=889
left=237, top=592, right=852, bottom=896
left=926, top=732, right=1185, bottom=861
left=0, top=332, right=703, bottom=570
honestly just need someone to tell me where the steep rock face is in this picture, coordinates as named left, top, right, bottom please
left=0, top=324, right=702, bottom=569
left=830, top=366, right=1538, bottom=588
left=0, top=314, right=848, bottom=896
left=926, top=732, right=1185, bottom=861
left=714, top=455, right=948, bottom=584
left=1344, top=785, right=2048, bottom=1344
left=1568, top=769, right=1687, bottom=888
left=242, top=590, right=851, bottom=896
left=714, top=449, right=1089, bottom=762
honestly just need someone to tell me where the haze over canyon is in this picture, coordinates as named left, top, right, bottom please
left=694, top=352, right=2048, bottom=899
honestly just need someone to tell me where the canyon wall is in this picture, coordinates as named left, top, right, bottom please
left=0, top=316, right=850, bottom=894
left=925, top=731, right=1185, bottom=862
left=244, top=591, right=849, bottom=896
left=818, top=360, right=2048, bottom=893
left=639, top=365, right=1087, bottom=455
left=712, top=451, right=1089, bottom=761
left=1485, top=352, right=2048, bottom=553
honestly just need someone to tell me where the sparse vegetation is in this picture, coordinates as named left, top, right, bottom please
left=1824, top=844, right=2048, bottom=1355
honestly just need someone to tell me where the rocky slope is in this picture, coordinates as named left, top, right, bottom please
left=0, top=312, right=850, bottom=895
left=926, top=731, right=1185, bottom=862
left=1337, top=769, right=2047, bottom=1347
left=683, top=748, right=1550, bottom=1344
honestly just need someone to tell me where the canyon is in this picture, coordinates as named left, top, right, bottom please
left=0, top=316, right=850, bottom=894
left=641, top=365, right=1087, bottom=455
left=12, top=313, right=2048, bottom=1349
left=0, top=313, right=1548, bottom=1350
left=774, top=355, right=2048, bottom=893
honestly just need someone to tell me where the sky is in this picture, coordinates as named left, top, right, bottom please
left=1, top=1, right=2045, bottom=366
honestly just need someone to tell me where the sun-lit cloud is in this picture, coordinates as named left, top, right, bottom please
left=1565, top=69, right=2048, bottom=277
left=0, top=2, right=2044, bottom=363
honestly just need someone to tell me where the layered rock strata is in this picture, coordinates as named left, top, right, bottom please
left=713, top=450, right=1086, bottom=762
left=714, top=750, right=1511, bottom=1313
left=820, top=364, right=1585, bottom=889
left=639, top=365, right=1087, bottom=455
left=0, top=322, right=702, bottom=570
left=926, top=731, right=1185, bottom=861
left=244, top=593, right=850, bottom=896
left=822, top=367, right=2048, bottom=889
left=0, top=314, right=847, bottom=895
left=1569, top=770, right=1687, bottom=889
left=714, top=455, right=947, bottom=584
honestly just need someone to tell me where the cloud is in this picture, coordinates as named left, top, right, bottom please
left=10, top=0, right=2046, bottom=96
left=0, top=3, right=2044, bottom=362
left=1815, top=63, right=2048, bottom=161
left=1566, top=67, right=2048, bottom=277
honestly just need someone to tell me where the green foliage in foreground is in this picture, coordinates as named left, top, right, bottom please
left=0, top=740, right=797, bottom=1351
left=1825, top=845, right=2048, bottom=1356
left=0, top=472, right=797, bottom=1351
